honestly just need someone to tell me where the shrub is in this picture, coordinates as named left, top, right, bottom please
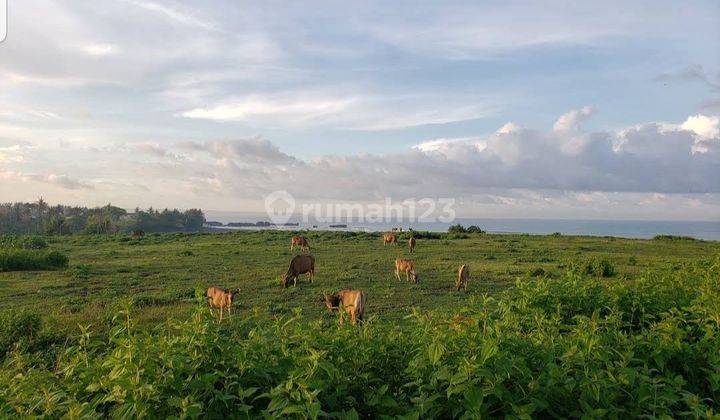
left=527, top=266, right=546, bottom=277
left=447, top=224, right=466, bottom=233
left=576, top=257, right=616, bottom=277
left=0, top=249, right=69, bottom=271
left=653, top=234, right=698, bottom=241
left=465, top=225, right=485, bottom=234
left=0, top=311, right=42, bottom=357
left=0, top=235, right=48, bottom=250
left=447, top=225, right=485, bottom=234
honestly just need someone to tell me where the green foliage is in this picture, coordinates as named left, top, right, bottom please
left=448, top=224, right=485, bottom=234
left=0, top=200, right=205, bottom=235
left=0, top=311, right=42, bottom=358
left=1, top=258, right=719, bottom=417
left=575, top=257, right=616, bottom=277
left=0, top=235, right=48, bottom=249
left=654, top=235, right=699, bottom=241
left=0, top=249, right=69, bottom=271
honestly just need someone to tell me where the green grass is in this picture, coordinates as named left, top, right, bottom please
left=0, top=230, right=717, bottom=329
left=0, top=231, right=719, bottom=417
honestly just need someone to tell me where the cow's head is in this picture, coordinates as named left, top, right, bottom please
left=323, top=293, right=340, bottom=310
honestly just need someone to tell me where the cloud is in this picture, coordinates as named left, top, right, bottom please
left=181, top=96, right=355, bottom=124
left=81, top=44, right=117, bottom=56
left=655, top=65, right=720, bottom=91
left=1, top=171, right=94, bottom=190
left=180, top=92, right=495, bottom=130
left=124, top=0, right=217, bottom=31
left=681, top=114, right=719, bottom=140
left=164, top=110, right=720, bottom=200
left=553, top=106, right=593, bottom=132
left=179, top=138, right=298, bottom=164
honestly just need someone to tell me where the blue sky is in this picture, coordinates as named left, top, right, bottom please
left=0, top=1, right=718, bottom=219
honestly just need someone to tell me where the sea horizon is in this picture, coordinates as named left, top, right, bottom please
left=203, top=211, right=720, bottom=241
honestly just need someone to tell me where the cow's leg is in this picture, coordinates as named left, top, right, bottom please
left=219, top=307, right=223, bottom=322
left=293, top=276, right=298, bottom=287
left=395, top=268, right=401, bottom=281
left=350, top=311, right=357, bottom=325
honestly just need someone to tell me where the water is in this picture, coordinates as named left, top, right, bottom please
left=204, top=211, right=720, bottom=241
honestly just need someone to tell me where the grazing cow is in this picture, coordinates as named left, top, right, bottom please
left=324, top=289, right=366, bottom=325
left=290, top=235, right=310, bottom=252
left=282, top=254, right=315, bottom=288
left=456, top=264, right=470, bottom=291
left=395, top=258, right=418, bottom=283
left=206, top=286, right=238, bottom=321
left=383, top=233, right=398, bottom=245
left=132, top=229, right=145, bottom=238
left=391, top=227, right=404, bottom=233
left=408, top=236, right=416, bottom=253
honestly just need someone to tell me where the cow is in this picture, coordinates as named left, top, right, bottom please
left=282, top=254, right=315, bottom=288
left=290, top=235, right=310, bottom=252
left=132, top=229, right=145, bottom=238
left=456, top=264, right=470, bottom=291
left=408, top=236, right=416, bottom=253
left=323, top=289, right=366, bottom=325
left=395, top=258, right=418, bottom=283
left=383, top=233, right=398, bottom=245
left=206, top=286, right=238, bottom=321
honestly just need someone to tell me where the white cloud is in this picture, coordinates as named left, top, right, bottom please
left=681, top=114, right=719, bottom=140
left=181, top=96, right=355, bottom=124
left=553, top=106, right=593, bottom=132
left=180, top=92, right=495, bottom=130
left=81, top=44, right=117, bottom=56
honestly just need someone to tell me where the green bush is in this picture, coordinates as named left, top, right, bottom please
left=447, top=224, right=485, bottom=234
left=0, top=249, right=69, bottom=271
left=0, top=235, right=48, bottom=250
left=0, top=311, right=42, bottom=358
left=576, top=257, right=616, bottom=277
left=653, top=234, right=698, bottom=241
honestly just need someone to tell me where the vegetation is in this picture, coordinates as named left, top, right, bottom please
left=0, top=235, right=48, bottom=250
left=0, top=249, right=68, bottom=272
left=0, top=230, right=718, bottom=416
left=0, top=199, right=205, bottom=235
left=447, top=224, right=486, bottom=234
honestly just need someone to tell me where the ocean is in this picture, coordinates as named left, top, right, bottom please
left=204, top=211, right=720, bottom=241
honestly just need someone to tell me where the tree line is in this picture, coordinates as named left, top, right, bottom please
left=0, top=199, right=205, bottom=235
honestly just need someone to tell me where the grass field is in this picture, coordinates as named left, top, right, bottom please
left=1, top=230, right=717, bottom=328
left=1, top=230, right=719, bottom=417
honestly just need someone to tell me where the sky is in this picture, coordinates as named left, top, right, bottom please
left=0, top=0, right=719, bottom=220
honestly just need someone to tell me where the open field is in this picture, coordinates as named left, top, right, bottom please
left=1, top=231, right=719, bottom=417
left=1, top=230, right=717, bottom=328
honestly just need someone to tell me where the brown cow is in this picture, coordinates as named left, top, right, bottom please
left=395, top=258, right=418, bottom=283
left=383, top=233, right=397, bottom=245
left=408, top=236, right=416, bottom=253
left=290, top=235, right=310, bottom=252
left=206, top=286, right=238, bottom=321
left=132, top=229, right=145, bottom=238
left=456, top=264, right=470, bottom=291
left=324, top=289, right=366, bottom=325
left=282, top=254, right=315, bottom=288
